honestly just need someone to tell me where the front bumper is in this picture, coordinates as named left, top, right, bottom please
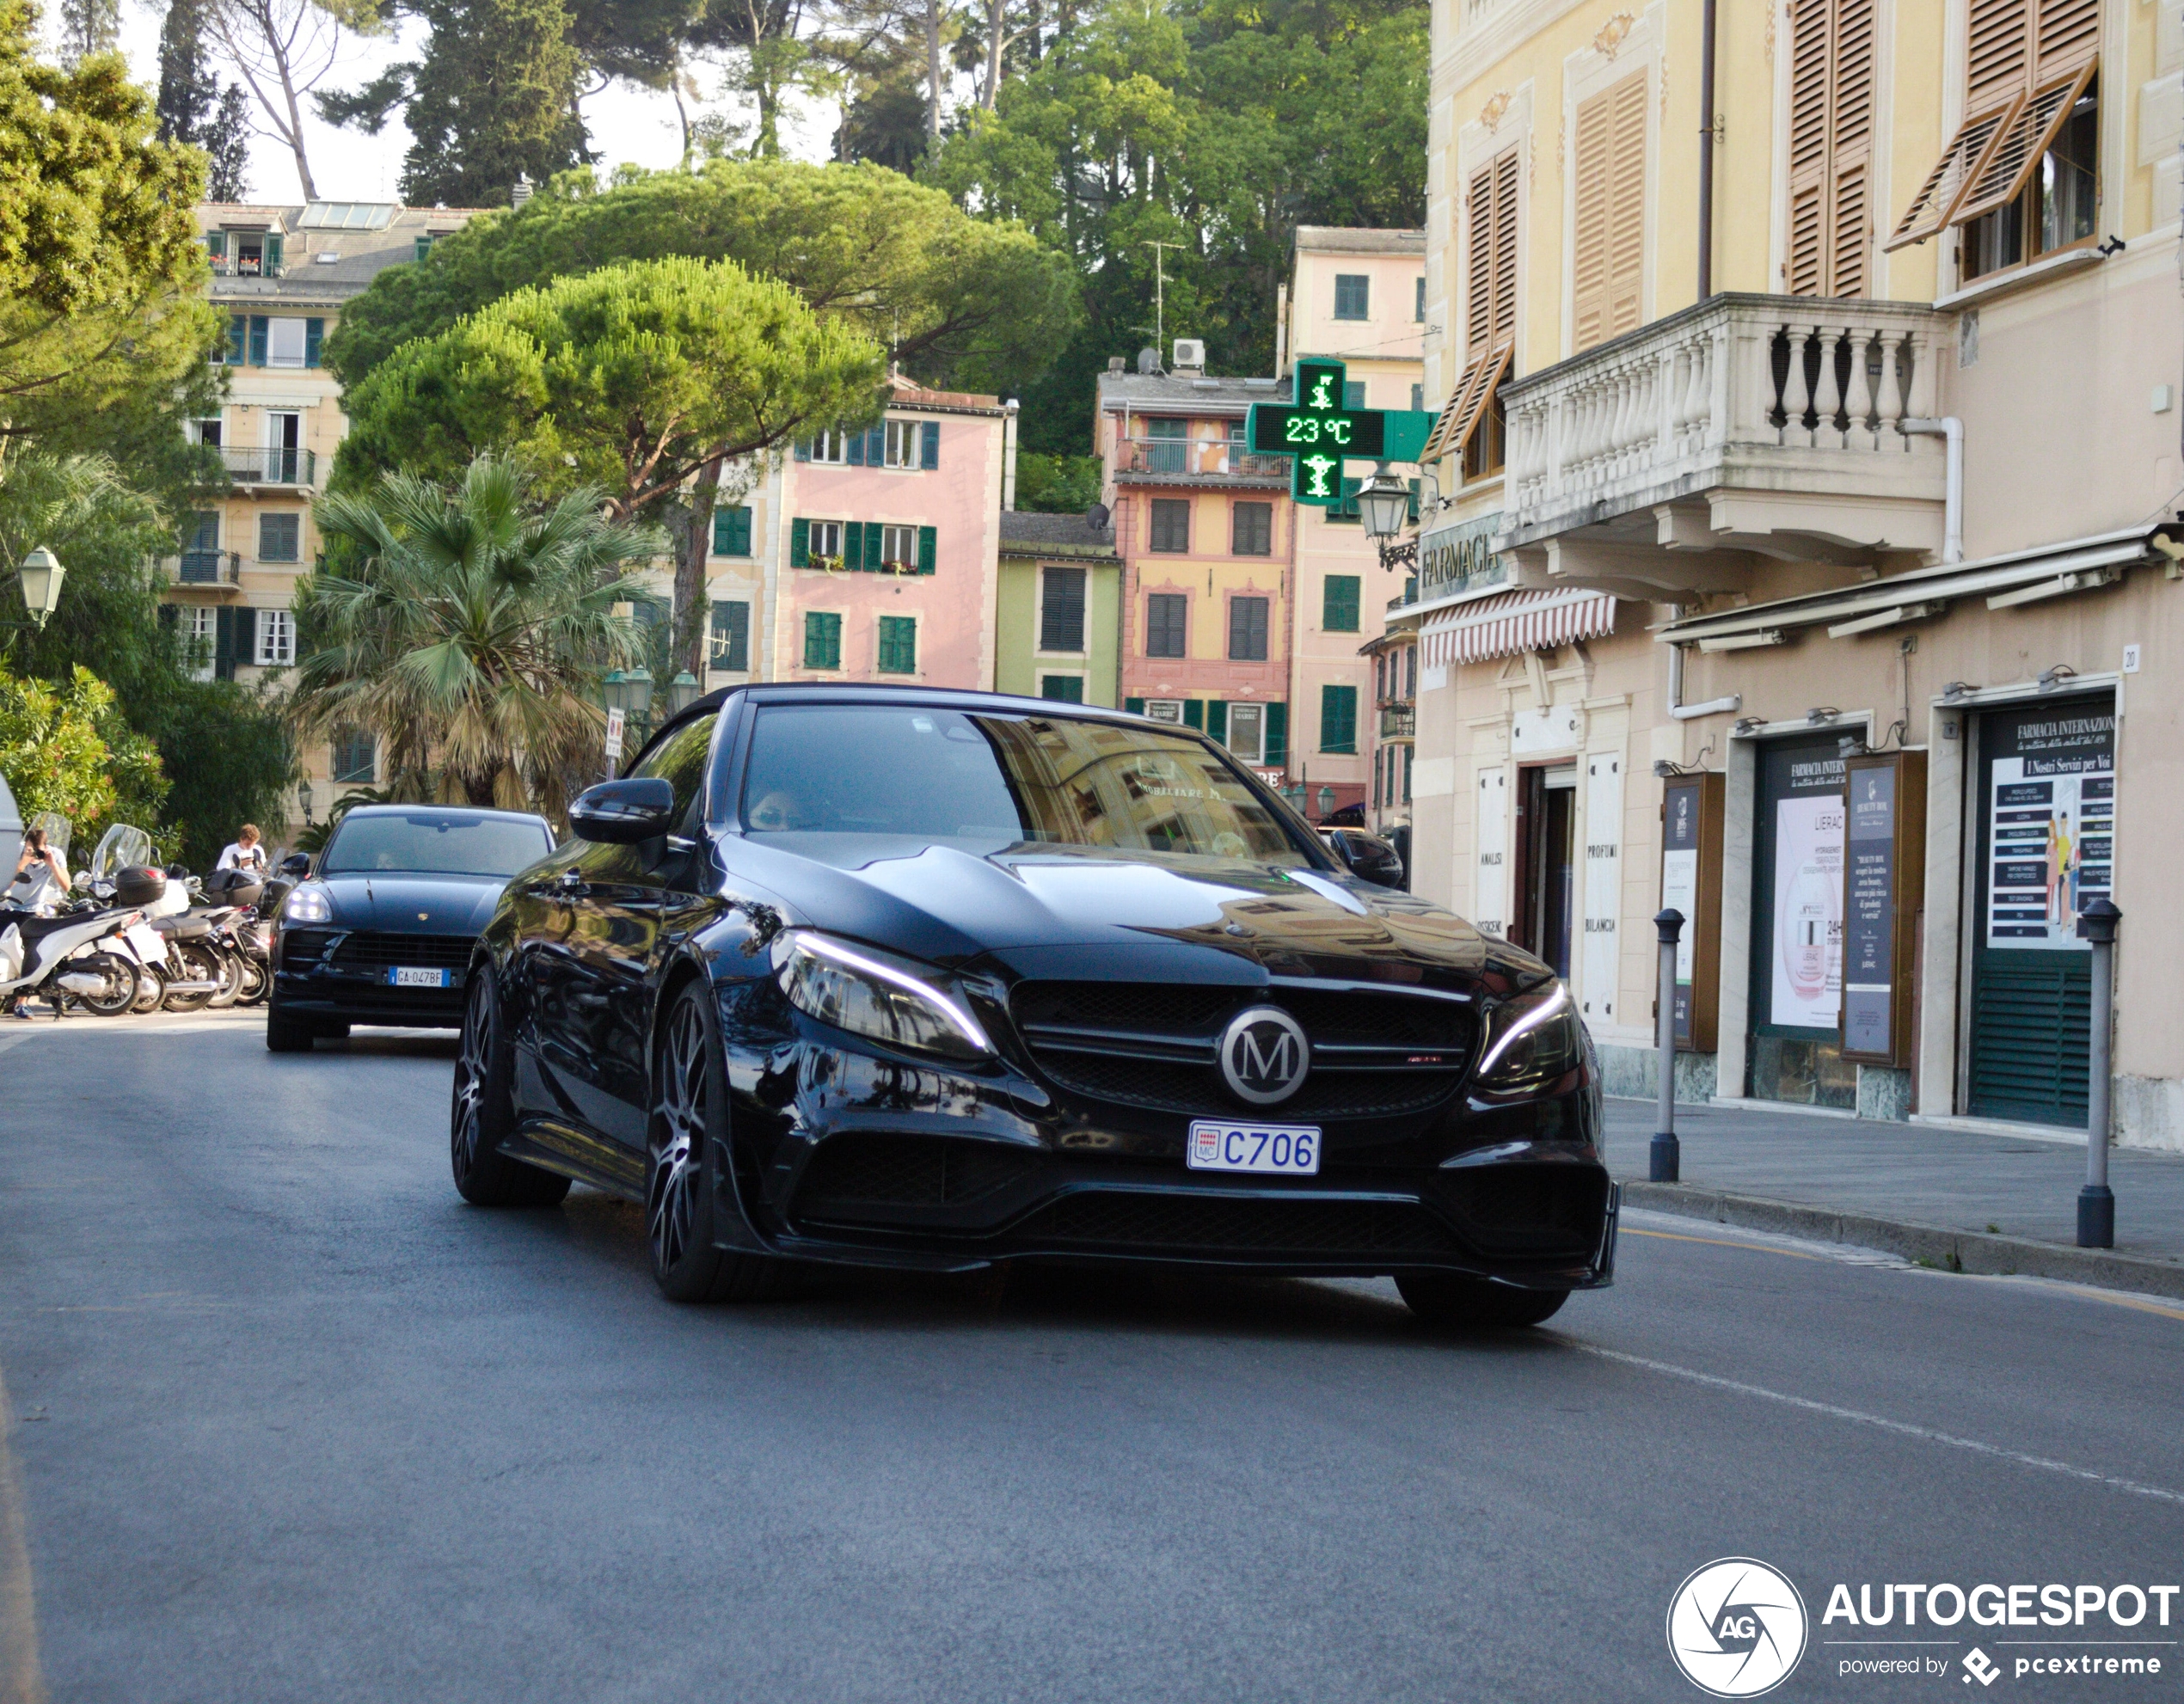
left=271, top=966, right=468, bottom=1027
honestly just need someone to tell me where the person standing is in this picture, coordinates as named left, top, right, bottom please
left=4, top=826, right=69, bottom=1019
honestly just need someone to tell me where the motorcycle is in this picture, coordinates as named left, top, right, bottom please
left=69, top=827, right=187, bottom=1017
left=0, top=876, right=169, bottom=1018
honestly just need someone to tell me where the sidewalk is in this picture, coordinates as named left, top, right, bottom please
left=1604, top=1097, right=2184, bottom=1298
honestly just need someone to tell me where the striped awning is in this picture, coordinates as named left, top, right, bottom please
left=1420, top=588, right=1619, bottom=667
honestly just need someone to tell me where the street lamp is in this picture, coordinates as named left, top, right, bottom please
left=1317, top=785, right=1336, bottom=819
left=662, top=670, right=702, bottom=717
left=297, top=780, right=314, bottom=825
left=603, top=666, right=653, bottom=723
left=1353, top=467, right=1416, bottom=570
left=15, top=545, right=65, bottom=628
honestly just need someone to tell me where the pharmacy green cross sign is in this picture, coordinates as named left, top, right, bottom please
left=1246, top=357, right=1436, bottom=506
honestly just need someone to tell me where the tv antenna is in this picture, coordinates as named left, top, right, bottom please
left=1142, top=241, right=1181, bottom=353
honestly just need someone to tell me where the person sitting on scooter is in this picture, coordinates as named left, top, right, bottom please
left=5, top=826, right=69, bottom=1019
left=215, top=824, right=268, bottom=878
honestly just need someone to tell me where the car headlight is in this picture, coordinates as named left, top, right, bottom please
left=770, top=931, right=993, bottom=1062
left=1474, top=984, right=1583, bottom=1093
left=281, top=885, right=332, bottom=925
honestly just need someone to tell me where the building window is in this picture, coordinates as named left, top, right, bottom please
left=803, top=610, right=842, bottom=670
left=1040, top=566, right=1087, bottom=652
left=1231, top=501, right=1272, bottom=556
left=809, top=520, right=843, bottom=562
left=711, top=505, right=752, bottom=557
left=1322, top=575, right=1360, bottom=633
left=1226, top=702, right=1265, bottom=763
left=1320, top=683, right=1358, bottom=754
left=1404, top=644, right=1416, bottom=696
left=1146, top=593, right=1188, bottom=658
left=266, top=316, right=309, bottom=368
left=1040, top=675, right=1085, bottom=703
left=877, top=524, right=919, bottom=569
left=709, top=600, right=750, bottom=671
left=1463, top=391, right=1507, bottom=482
left=1572, top=72, right=1647, bottom=349
left=1228, top=596, right=1269, bottom=662
left=807, top=429, right=851, bottom=464
left=875, top=614, right=917, bottom=675
left=330, top=727, right=376, bottom=785
left=884, top=420, right=917, bottom=469
left=182, top=607, right=217, bottom=680
left=1414, top=275, right=1426, bottom=321
left=253, top=609, right=294, bottom=667
left=1149, top=498, right=1190, bottom=553
left=1144, top=417, right=1187, bottom=475
left=258, top=513, right=301, bottom=562
left=1425, top=144, right=1519, bottom=475
left=1411, top=383, right=1424, bottom=413
left=1334, top=274, right=1370, bottom=320
left=193, top=418, right=223, bottom=448
left=1344, top=380, right=1365, bottom=410
left=1960, top=81, right=2099, bottom=280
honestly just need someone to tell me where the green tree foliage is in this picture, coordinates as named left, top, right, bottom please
left=0, top=665, right=169, bottom=851
left=323, top=160, right=1077, bottom=405
left=926, top=0, right=1426, bottom=452
left=155, top=0, right=252, bottom=199
left=0, top=0, right=221, bottom=429
left=1013, top=451, right=1101, bottom=513
left=316, top=0, right=589, bottom=206
left=292, top=459, right=655, bottom=816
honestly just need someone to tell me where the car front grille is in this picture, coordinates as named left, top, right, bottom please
left=1010, top=979, right=1473, bottom=1121
left=1012, top=1192, right=1461, bottom=1256
left=329, top=931, right=475, bottom=972
left=795, top=1134, right=1044, bottom=1221
left=281, top=929, right=336, bottom=965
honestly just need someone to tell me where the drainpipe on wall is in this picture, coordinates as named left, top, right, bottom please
left=1698, top=0, right=1719, bottom=298
left=1667, top=637, right=1740, bottom=720
left=1003, top=398, right=1019, bottom=511
left=1900, top=417, right=1965, bottom=563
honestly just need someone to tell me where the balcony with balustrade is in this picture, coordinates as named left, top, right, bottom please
left=1111, top=436, right=1291, bottom=487
left=220, top=446, right=321, bottom=489
left=1493, top=294, right=1954, bottom=599
left=171, top=550, right=244, bottom=591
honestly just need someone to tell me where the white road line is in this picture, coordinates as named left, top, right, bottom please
left=0, top=1358, right=48, bottom=1704
left=1561, top=1339, right=2184, bottom=1508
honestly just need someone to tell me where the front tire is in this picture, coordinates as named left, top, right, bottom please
left=450, top=969, right=569, bottom=1207
left=646, top=983, right=790, bottom=1304
left=71, top=953, right=139, bottom=1017
left=265, top=998, right=316, bottom=1051
left=1396, top=1272, right=1569, bottom=1331
left=162, top=941, right=223, bottom=1014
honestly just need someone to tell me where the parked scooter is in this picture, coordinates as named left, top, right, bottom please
left=0, top=866, right=170, bottom=1017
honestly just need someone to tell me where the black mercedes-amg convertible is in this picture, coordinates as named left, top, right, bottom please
left=451, top=685, right=1617, bottom=1328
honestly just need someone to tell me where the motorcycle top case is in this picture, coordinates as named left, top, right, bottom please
left=113, top=866, right=168, bottom=907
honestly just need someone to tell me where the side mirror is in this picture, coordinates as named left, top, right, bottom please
left=279, top=852, right=311, bottom=878
left=570, top=777, right=677, bottom=844
left=1328, top=830, right=1406, bottom=889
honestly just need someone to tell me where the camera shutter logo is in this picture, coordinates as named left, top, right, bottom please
left=1218, top=1007, right=1310, bottom=1105
left=1666, top=1558, right=1807, bottom=1698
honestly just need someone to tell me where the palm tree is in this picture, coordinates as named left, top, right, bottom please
left=291, top=459, right=659, bottom=818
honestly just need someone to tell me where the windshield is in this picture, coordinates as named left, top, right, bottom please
left=737, top=704, right=1313, bottom=866
left=319, top=813, right=550, bottom=876
left=91, top=824, right=153, bottom=879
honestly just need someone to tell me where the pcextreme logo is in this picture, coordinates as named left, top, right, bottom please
left=1666, top=1557, right=1810, bottom=1698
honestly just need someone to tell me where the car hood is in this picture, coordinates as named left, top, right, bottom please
left=727, top=834, right=1548, bottom=995
left=313, top=871, right=509, bottom=933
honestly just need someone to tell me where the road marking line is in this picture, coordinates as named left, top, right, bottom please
left=1623, top=1226, right=1827, bottom=1261
left=1562, top=1340, right=2184, bottom=1508
left=0, top=1358, right=49, bottom=1704
left=0, top=1035, right=33, bottom=1059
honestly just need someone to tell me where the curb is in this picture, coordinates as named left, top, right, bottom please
left=1619, top=1180, right=2184, bottom=1303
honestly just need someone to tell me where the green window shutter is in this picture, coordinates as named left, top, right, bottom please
left=248, top=316, right=268, bottom=365
left=804, top=610, right=841, bottom=669
left=1182, top=699, right=1205, bottom=731
left=1206, top=700, right=1228, bottom=741
left=1041, top=675, right=1083, bottom=702
left=709, top=600, right=750, bottom=671
left=713, top=506, right=752, bottom=557
left=712, top=509, right=733, bottom=555
left=862, top=522, right=882, bottom=572
left=877, top=615, right=917, bottom=675
left=1322, top=575, right=1361, bottom=633
left=1320, top=683, right=1357, bottom=754
left=843, top=520, right=863, bottom=569
left=213, top=606, right=237, bottom=680
left=235, top=606, right=258, bottom=665
left=304, top=317, right=323, bottom=367
left=1125, top=696, right=1146, bottom=716
left=790, top=518, right=810, bottom=567
left=263, top=233, right=283, bottom=273
left=866, top=426, right=886, bottom=466
left=920, top=421, right=940, bottom=469
left=205, top=230, right=227, bottom=261
left=414, top=236, right=433, bottom=262
left=1264, top=702, right=1288, bottom=766
left=226, top=315, right=246, bottom=364
left=794, top=438, right=810, bottom=463
left=917, top=525, right=936, bottom=574
left=846, top=427, right=865, bottom=467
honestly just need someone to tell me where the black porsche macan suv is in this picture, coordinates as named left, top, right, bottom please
left=452, top=686, right=1617, bottom=1329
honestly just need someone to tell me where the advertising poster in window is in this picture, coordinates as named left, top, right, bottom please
left=1841, top=764, right=1895, bottom=1055
left=1985, top=708, right=2114, bottom=951
left=1770, top=766, right=1844, bottom=1029
left=1661, top=786, right=1700, bottom=1036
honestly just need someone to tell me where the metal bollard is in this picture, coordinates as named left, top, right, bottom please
left=2077, top=898, right=2120, bottom=1249
left=1651, top=908, right=1684, bottom=1183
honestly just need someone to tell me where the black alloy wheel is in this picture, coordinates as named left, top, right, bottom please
left=1396, top=1272, right=1570, bottom=1331
left=449, top=970, right=570, bottom=1207
left=645, top=983, right=791, bottom=1304
left=71, top=953, right=139, bottom=1018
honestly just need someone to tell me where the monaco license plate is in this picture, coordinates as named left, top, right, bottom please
left=387, top=966, right=450, bottom=989
left=1187, top=1120, right=1322, bottom=1176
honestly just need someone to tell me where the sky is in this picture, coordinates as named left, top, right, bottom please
left=106, top=3, right=833, bottom=206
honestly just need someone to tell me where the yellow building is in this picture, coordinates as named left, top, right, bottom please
left=1401, top=0, right=2184, bottom=1143
left=173, top=200, right=481, bottom=830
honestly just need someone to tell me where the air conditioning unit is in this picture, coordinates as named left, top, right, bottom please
left=1172, top=338, right=1206, bottom=371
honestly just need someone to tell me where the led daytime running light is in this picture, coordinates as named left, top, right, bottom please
left=1475, top=984, right=1574, bottom=1081
left=776, top=931, right=993, bottom=1056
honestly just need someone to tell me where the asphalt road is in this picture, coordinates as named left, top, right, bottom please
left=2, top=1013, right=2181, bottom=1704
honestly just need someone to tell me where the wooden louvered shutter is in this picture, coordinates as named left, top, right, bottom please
left=1574, top=73, right=1647, bottom=350
left=2034, top=0, right=2098, bottom=80
left=1572, top=89, right=1614, bottom=349
left=1466, top=165, right=1497, bottom=359
left=1604, top=75, right=1647, bottom=337
left=1786, top=0, right=1832, bottom=296
left=1967, top=0, right=2029, bottom=115
left=1490, top=149, right=1519, bottom=350
left=1786, top=0, right=1874, bottom=297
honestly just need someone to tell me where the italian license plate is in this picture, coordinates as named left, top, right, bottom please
left=1187, top=1120, right=1322, bottom=1175
left=388, top=966, right=450, bottom=988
